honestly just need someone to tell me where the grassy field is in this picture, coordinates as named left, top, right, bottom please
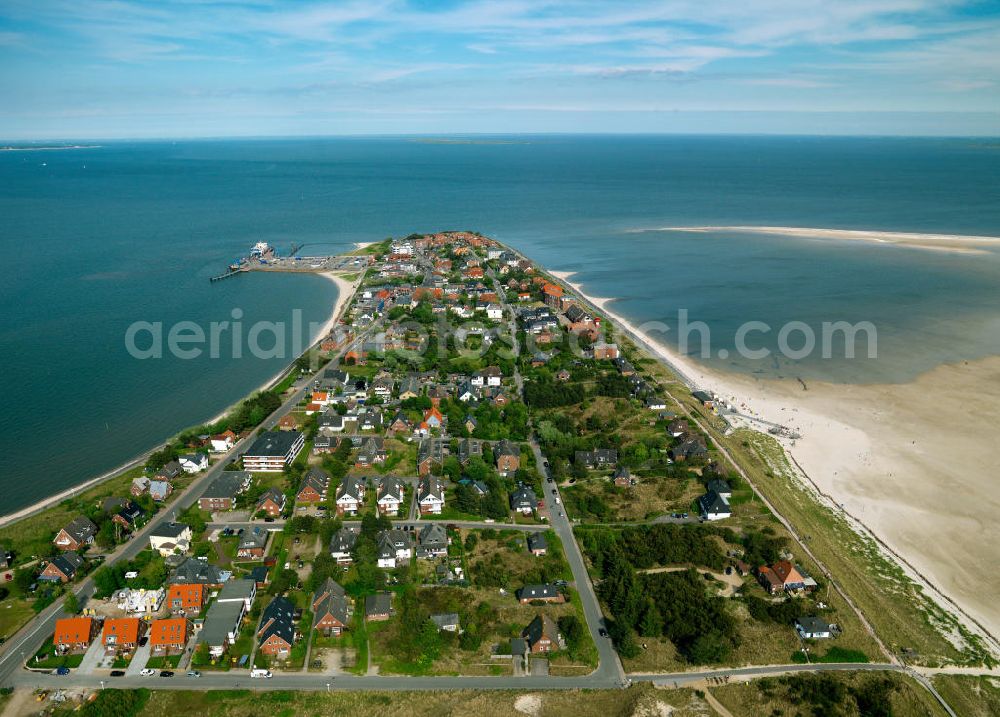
left=139, top=684, right=707, bottom=717
left=0, top=597, right=35, bottom=641
left=712, top=670, right=950, bottom=717
left=931, top=674, right=1000, bottom=717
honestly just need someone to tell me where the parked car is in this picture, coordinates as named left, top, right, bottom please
left=139, top=668, right=156, bottom=676
left=159, top=671, right=174, bottom=677
left=250, top=669, right=272, bottom=679
left=599, top=628, right=609, bottom=638
left=110, top=670, right=125, bottom=677
left=186, top=671, right=201, bottom=678
left=55, top=667, right=70, bottom=675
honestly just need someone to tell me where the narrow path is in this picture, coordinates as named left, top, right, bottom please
left=704, top=690, right=736, bottom=717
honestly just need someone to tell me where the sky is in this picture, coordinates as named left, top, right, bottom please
left=1, top=0, right=999, bottom=139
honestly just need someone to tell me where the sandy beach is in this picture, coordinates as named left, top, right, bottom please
left=647, top=226, right=1000, bottom=255
left=551, top=269, right=1000, bottom=645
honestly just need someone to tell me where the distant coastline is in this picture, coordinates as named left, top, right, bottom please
left=1, top=144, right=101, bottom=151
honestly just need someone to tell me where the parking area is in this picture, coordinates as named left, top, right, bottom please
left=74, top=640, right=108, bottom=676
left=125, top=643, right=152, bottom=676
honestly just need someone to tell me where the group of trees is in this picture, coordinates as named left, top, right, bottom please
left=524, top=377, right=585, bottom=408
left=757, top=674, right=898, bottom=717
left=598, top=543, right=738, bottom=663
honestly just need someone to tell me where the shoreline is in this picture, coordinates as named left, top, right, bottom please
left=0, top=269, right=363, bottom=528
left=550, top=268, right=1000, bottom=646
left=639, top=226, right=1000, bottom=255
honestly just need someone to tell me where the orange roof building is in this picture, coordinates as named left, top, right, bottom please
left=167, top=583, right=204, bottom=614
left=149, top=618, right=190, bottom=654
left=102, top=617, right=143, bottom=654
left=53, top=617, right=96, bottom=652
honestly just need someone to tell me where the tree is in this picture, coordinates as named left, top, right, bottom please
left=96, top=521, right=117, bottom=549
left=63, top=591, right=80, bottom=615
left=638, top=600, right=663, bottom=638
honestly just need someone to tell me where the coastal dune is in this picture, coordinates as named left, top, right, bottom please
left=551, top=269, right=1000, bottom=642
left=641, top=226, right=1000, bottom=255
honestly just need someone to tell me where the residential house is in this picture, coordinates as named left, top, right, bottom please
left=297, top=467, right=331, bottom=504
left=757, top=561, right=809, bottom=595
left=613, top=466, right=634, bottom=488
left=243, top=431, right=305, bottom=472
left=365, top=592, right=393, bottom=622
left=666, top=419, right=689, bottom=438
left=575, top=449, right=618, bottom=470
left=255, top=596, right=296, bottom=657
left=706, top=478, right=732, bottom=499
left=496, top=439, right=521, bottom=476
left=256, top=487, right=287, bottom=518
left=387, top=410, right=412, bottom=435
left=198, top=471, right=252, bottom=512
left=168, top=557, right=224, bottom=587
left=130, top=476, right=151, bottom=497
left=149, top=480, right=172, bottom=502
left=198, top=600, right=244, bottom=658
left=522, top=614, right=560, bottom=653
left=52, top=617, right=97, bottom=654
left=417, top=476, right=445, bottom=515
left=355, top=437, right=387, bottom=468
left=53, top=516, right=97, bottom=552
left=167, top=583, right=205, bottom=615
left=216, top=578, right=257, bottom=612
left=527, top=533, right=548, bottom=557
left=591, top=341, right=620, bottom=360
left=312, top=578, right=352, bottom=636
left=415, top=523, right=449, bottom=559
left=516, top=584, right=565, bottom=604
left=376, top=529, right=413, bottom=568
left=179, top=453, right=209, bottom=473
left=417, top=438, right=446, bottom=476
left=236, top=527, right=268, bottom=560
left=155, top=461, right=183, bottom=482
left=431, top=613, right=460, bottom=632
left=102, top=617, right=143, bottom=656
left=376, top=476, right=405, bottom=516
left=795, top=616, right=833, bottom=640
left=149, top=617, right=191, bottom=655
left=457, top=438, right=483, bottom=465
left=208, top=430, right=236, bottom=453
left=148, top=522, right=192, bottom=557
left=421, top=406, right=445, bottom=431
left=111, top=501, right=146, bottom=532
left=277, top=414, right=299, bottom=431
left=510, top=484, right=537, bottom=515
left=692, top=390, right=715, bottom=408
left=670, top=436, right=708, bottom=462
left=698, top=490, right=731, bottom=521
left=335, top=475, right=365, bottom=516
left=329, top=526, right=360, bottom=564
left=541, top=282, right=564, bottom=309
left=39, top=552, right=84, bottom=583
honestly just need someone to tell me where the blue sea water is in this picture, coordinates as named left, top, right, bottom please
left=2, top=135, right=999, bottom=513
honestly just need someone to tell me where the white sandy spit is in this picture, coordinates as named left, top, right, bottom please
left=638, top=226, right=1000, bottom=255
